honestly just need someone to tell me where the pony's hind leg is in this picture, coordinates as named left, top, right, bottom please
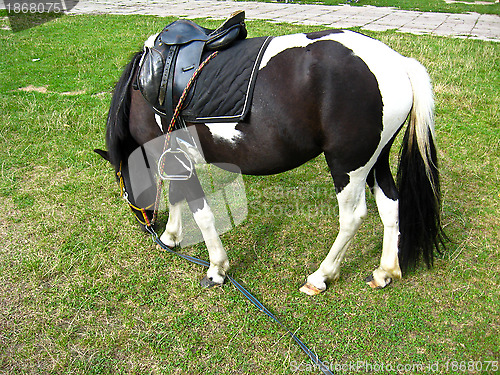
left=300, top=168, right=368, bottom=295
left=366, top=155, right=402, bottom=288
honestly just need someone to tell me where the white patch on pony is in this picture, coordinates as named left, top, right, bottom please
left=160, top=202, right=183, bottom=247
left=144, top=32, right=159, bottom=49
left=324, top=31, right=413, bottom=147
left=154, top=114, right=163, bottom=132
left=204, top=123, right=243, bottom=145
left=259, top=33, right=312, bottom=70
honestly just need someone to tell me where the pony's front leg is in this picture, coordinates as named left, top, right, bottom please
left=159, top=181, right=186, bottom=247
left=160, top=202, right=184, bottom=247
left=189, top=197, right=229, bottom=287
left=164, top=178, right=229, bottom=285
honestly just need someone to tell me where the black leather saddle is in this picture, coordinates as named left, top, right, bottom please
left=136, top=11, right=247, bottom=123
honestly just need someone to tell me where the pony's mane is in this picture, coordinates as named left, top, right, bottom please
left=106, top=51, right=144, bottom=171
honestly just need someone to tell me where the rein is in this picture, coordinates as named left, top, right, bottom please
left=120, top=51, right=334, bottom=375
left=147, top=225, right=334, bottom=375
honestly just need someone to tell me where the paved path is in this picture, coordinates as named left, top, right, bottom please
left=66, top=0, right=500, bottom=42
left=2, top=0, right=499, bottom=41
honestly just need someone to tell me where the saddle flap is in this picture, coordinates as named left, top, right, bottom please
left=137, top=47, right=165, bottom=106
left=159, top=19, right=209, bottom=45
left=172, top=40, right=205, bottom=105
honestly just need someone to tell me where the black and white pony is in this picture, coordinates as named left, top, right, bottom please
left=96, top=29, right=446, bottom=295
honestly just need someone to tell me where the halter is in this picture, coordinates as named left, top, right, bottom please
left=116, top=161, right=157, bottom=227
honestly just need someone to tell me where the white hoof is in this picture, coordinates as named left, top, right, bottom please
left=366, top=267, right=401, bottom=289
left=206, top=264, right=227, bottom=285
left=159, top=231, right=182, bottom=248
left=299, top=282, right=325, bottom=296
left=300, top=271, right=328, bottom=295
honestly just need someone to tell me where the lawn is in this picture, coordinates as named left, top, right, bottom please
left=0, top=12, right=499, bottom=374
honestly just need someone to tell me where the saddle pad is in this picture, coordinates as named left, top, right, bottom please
left=181, top=36, right=272, bottom=123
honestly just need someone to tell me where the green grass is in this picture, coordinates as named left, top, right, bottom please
left=1, top=13, right=499, bottom=374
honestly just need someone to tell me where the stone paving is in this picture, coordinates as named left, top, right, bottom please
left=1, top=0, right=499, bottom=41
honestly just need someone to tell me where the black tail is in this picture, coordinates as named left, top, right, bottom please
left=105, top=51, right=144, bottom=171
left=397, top=58, right=447, bottom=273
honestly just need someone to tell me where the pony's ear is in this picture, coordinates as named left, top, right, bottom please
left=94, top=149, right=110, bottom=161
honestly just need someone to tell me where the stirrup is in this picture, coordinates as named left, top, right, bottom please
left=157, top=148, right=194, bottom=181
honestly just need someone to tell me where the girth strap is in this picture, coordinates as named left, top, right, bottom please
left=158, top=45, right=178, bottom=108
left=170, top=40, right=206, bottom=110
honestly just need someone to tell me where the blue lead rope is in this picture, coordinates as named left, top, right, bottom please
left=145, top=226, right=333, bottom=375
